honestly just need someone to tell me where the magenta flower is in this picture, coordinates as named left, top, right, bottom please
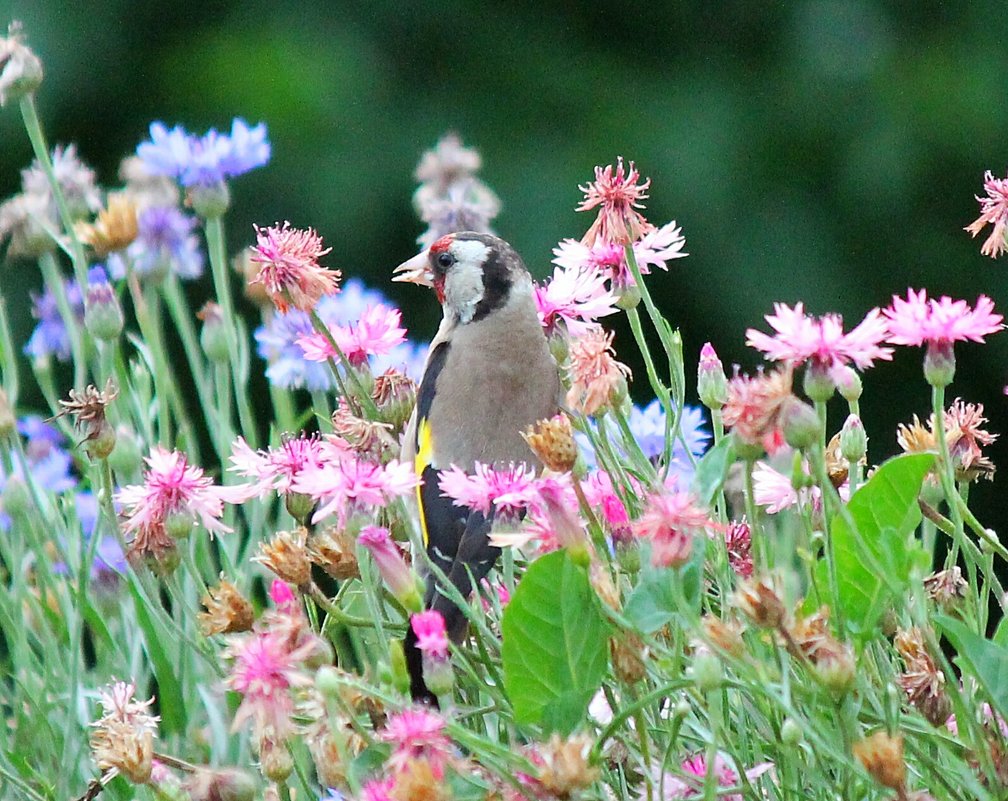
left=297, top=304, right=407, bottom=366
left=380, top=708, right=453, bottom=779
left=662, top=753, right=774, bottom=800
left=965, top=170, right=1008, bottom=258
left=746, top=302, right=892, bottom=372
left=552, top=220, right=687, bottom=288
left=883, top=289, right=1003, bottom=347
left=228, top=432, right=327, bottom=499
left=269, top=579, right=297, bottom=610
left=411, top=610, right=449, bottom=659
left=361, top=778, right=395, bottom=801
left=115, top=447, right=242, bottom=560
left=531, top=476, right=587, bottom=551
left=437, top=462, right=539, bottom=519
left=581, top=470, right=631, bottom=536
left=534, top=264, right=619, bottom=337
left=577, top=157, right=654, bottom=246
left=634, top=490, right=715, bottom=568
left=357, top=526, right=421, bottom=609
left=249, top=222, right=340, bottom=312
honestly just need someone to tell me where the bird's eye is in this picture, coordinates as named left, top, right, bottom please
left=435, top=252, right=454, bottom=270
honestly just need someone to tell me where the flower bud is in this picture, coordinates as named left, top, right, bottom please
left=814, top=644, right=856, bottom=696
left=802, top=361, right=835, bottom=403
left=188, top=180, right=230, bottom=218
left=614, top=280, right=642, bottom=310
left=781, top=397, right=820, bottom=451
left=1, top=476, right=30, bottom=518
left=832, top=365, right=862, bottom=402
left=839, top=414, right=867, bottom=464
left=84, top=417, right=116, bottom=460
left=259, top=737, right=292, bottom=783
left=165, top=510, right=195, bottom=540
left=0, top=23, right=43, bottom=107
left=388, top=638, right=411, bottom=695
left=688, top=649, right=723, bottom=692
left=198, top=301, right=230, bottom=363
left=84, top=268, right=124, bottom=342
left=358, top=526, right=422, bottom=612
left=780, top=718, right=803, bottom=746
left=697, top=342, right=728, bottom=410
left=923, top=341, right=955, bottom=388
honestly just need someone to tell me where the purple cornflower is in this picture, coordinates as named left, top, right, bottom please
left=106, top=205, right=203, bottom=280
left=136, top=119, right=270, bottom=187
left=25, top=281, right=84, bottom=363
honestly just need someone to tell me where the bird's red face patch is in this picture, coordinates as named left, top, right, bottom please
left=430, top=234, right=454, bottom=255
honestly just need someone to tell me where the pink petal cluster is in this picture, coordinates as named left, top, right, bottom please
left=534, top=264, right=619, bottom=337
left=751, top=460, right=815, bottom=514
left=228, top=432, right=327, bottom=499
left=438, top=462, right=540, bottom=519
left=115, top=446, right=241, bottom=559
left=745, top=302, right=892, bottom=371
left=358, top=526, right=420, bottom=607
left=552, top=221, right=687, bottom=288
left=965, top=170, right=1008, bottom=258
left=249, top=222, right=339, bottom=312
left=291, top=436, right=417, bottom=524
left=883, top=289, right=1003, bottom=347
left=634, top=490, right=715, bottom=568
left=662, top=753, right=774, bottom=801
left=566, top=327, right=632, bottom=416
left=380, top=708, right=454, bottom=779
left=297, top=304, right=407, bottom=366
left=577, top=157, right=654, bottom=246
left=411, top=610, right=449, bottom=659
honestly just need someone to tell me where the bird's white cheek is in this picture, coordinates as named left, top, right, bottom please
left=444, top=259, right=485, bottom=323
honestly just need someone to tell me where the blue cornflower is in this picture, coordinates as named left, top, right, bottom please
left=25, top=281, right=83, bottom=362
left=17, top=415, right=77, bottom=494
left=133, top=205, right=204, bottom=279
left=256, top=278, right=424, bottom=390
left=137, top=118, right=270, bottom=187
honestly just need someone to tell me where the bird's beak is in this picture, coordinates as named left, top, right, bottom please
left=392, top=250, right=433, bottom=287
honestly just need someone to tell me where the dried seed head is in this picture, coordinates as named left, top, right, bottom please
left=307, top=526, right=360, bottom=581
left=392, top=757, right=451, bottom=801
left=76, top=192, right=138, bottom=256
left=57, top=379, right=118, bottom=458
left=0, top=22, right=43, bottom=106
left=536, top=733, right=600, bottom=798
left=894, top=627, right=951, bottom=726
left=198, top=577, right=254, bottom=636
left=702, top=615, right=746, bottom=659
left=610, top=633, right=647, bottom=684
left=523, top=414, right=578, bottom=473
left=88, top=680, right=160, bottom=785
left=332, top=398, right=394, bottom=458
left=852, top=731, right=906, bottom=793
left=923, top=566, right=967, bottom=610
left=254, top=528, right=312, bottom=590
left=372, top=369, right=417, bottom=431
left=733, top=574, right=787, bottom=629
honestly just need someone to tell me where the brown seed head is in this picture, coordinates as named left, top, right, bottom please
left=523, top=414, right=578, bottom=472
left=733, top=574, right=787, bottom=629
left=198, top=577, right=254, bottom=636
left=894, top=627, right=950, bottom=726
left=536, top=733, right=600, bottom=798
left=254, top=528, right=313, bottom=590
left=307, top=526, right=360, bottom=581
left=702, top=615, right=746, bottom=658
left=852, top=731, right=906, bottom=793
left=332, top=398, right=394, bottom=458
left=923, top=567, right=967, bottom=609
left=610, top=633, right=647, bottom=684
left=76, top=192, right=138, bottom=257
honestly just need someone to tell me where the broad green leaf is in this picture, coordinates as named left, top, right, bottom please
left=994, top=615, right=1008, bottom=648
left=624, top=537, right=706, bottom=633
left=936, top=615, right=1008, bottom=723
left=691, top=437, right=734, bottom=507
left=814, top=453, right=933, bottom=640
left=128, top=579, right=186, bottom=735
left=502, top=550, right=610, bottom=733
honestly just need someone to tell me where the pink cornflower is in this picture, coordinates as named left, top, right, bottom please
left=225, top=631, right=303, bottom=739
left=228, top=432, right=326, bottom=500
left=721, top=368, right=792, bottom=453
left=884, top=289, right=1003, bottom=347
left=380, top=708, right=453, bottom=779
left=577, top=157, right=654, bottom=246
left=249, top=221, right=339, bottom=312
left=531, top=476, right=587, bottom=550
left=358, top=525, right=421, bottom=609
left=361, top=778, right=396, bottom=801
left=965, top=170, right=1008, bottom=258
left=438, top=462, right=539, bottom=519
left=745, top=302, right=892, bottom=372
left=751, top=460, right=813, bottom=514
left=661, top=753, right=774, bottom=801
left=724, top=520, right=753, bottom=578
left=534, top=264, right=619, bottom=337
left=566, top=327, right=632, bottom=416
left=292, top=439, right=417, bottom=524
left=634, top=490, right=715, bottom=568
left=553, top=221, right=687, bottom=288
left=411, top=610, right=449, bottom=659
left=115, top=446, right=241, bottom=560
left=297, top=304, right=407, bottom=366
left=581, top=470, right=631, bottom=537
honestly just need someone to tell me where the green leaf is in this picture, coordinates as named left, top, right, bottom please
left=624, top=538, right=706, bottom=633
left=502, top=550, right=610, bottom=733
left=691, top=437, right=735, bottom=507
left=993, top=616, right=1008, bottom=648
left=127, top=578, right=186, bottom=735
left=936, top=615, right=1008, bottom=723
left=814, top=452, right=934, bottom=640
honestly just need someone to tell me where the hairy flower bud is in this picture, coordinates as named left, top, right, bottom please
left=839, top=413, right=868, bottom=464
left=781, top=397, right=819, bottom=451
left=84, top=268, right=124, bottom=342
left=697, top=342, right=728, bottom=410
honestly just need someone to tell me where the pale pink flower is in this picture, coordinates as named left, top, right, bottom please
left=438, top=462, right=539, bottom=519
left=228, top=432, right=327, bottom=500
left=225, top=631, right=302, bottom=739
left=411, top=610, right=449, bottom=659
left=115, top=447, right=241, bottom=560
left=751, top=460, right=811, bottom=513
left=581, top=470, right=631, bottom=536
left=292, top=441, right=417, bottom=524
left=297, top=304, right=406, bottom=365
left=358, top=525, right=421, bottom=608
left=88, top=680, right=160, bottom=784
left=577, top=157, right=654, bottom=246
left=965, top=170, right=1008, bottom=258
left=883, top=289, right=1003, bottom=347
left=552, top=221, right=687, bottom=288
left=380, top=708, right=453, bottom=779
left=250, top=221, right=339, bottom=312
left=634, top=491, right=715, bottom=568
left=566, top=327, right=632, bottom=416
left=530, top=476, right=586, bottom=550
left=722, top=368, right=792, bottom=453
left=745, top=302, right=892, bottom=371
left=534, top=264, right=619, bottom=337
left=661, top=753, right=774, bottom=801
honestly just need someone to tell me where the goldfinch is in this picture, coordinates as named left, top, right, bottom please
left=392, top=231, right=560, bottom=702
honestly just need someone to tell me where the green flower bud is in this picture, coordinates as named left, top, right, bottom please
left=188, top=180, right=230, bottom=219
left=923, top=342, right=955, bottom=388
left=839, top=414, right=867, bottom=464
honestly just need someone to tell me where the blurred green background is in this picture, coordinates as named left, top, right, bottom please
left=2, top=1, right=1007, bottom=528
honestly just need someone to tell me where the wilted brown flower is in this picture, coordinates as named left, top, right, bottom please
left=733, top=574, right=787, bottom=629
left=254, top=528, right=312, bottom=590
left=392, top=758, right=451, bottom=801
left=76, top=192, right=138, bottom=257
left=372, top=369, right=417, bottom=431
left=57, top=379, right=118, bottom=458
left=88, top=680, right=159, bottom=784
left=722, top=368, right=793, bottom=452
left=853, top=731, right=906, bottom=794
left=944, top=399, right=997, bottom=482
left=610, top=633, right=647, bottom=684
left=702, top=615, right=746, bottom=658
left=894, top=628, right=951, bottom=726
left=0, top=22, right=43, bottom=106
left=332, top=398, right=394, bottom=458
left=923, top=567, right=967, bottom=609
left=198, top=577, right=254, bottom=636
left=536, top=733, right=600, bottom=798
left=307, top=526, right=360, bottom=581
left=788, top=606, right=855, bottom=694
left=523, top=414, right=578, bottom=473
left=824, top=432, right=850, bottom=488
left=565, top=328, right=631, bottom=417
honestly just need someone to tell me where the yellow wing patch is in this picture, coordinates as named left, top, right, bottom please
left=415, top=418, right=434, bottom=546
